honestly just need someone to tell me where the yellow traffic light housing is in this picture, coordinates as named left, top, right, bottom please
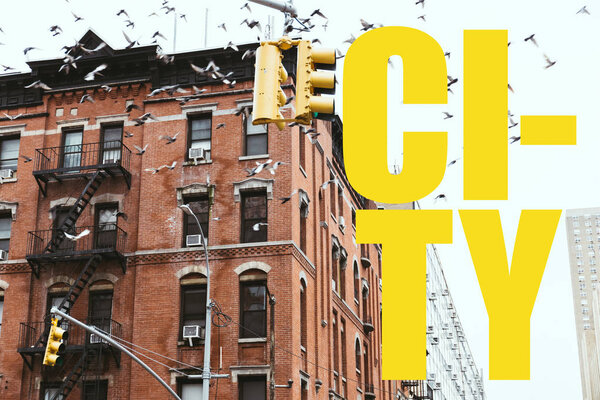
left=252, top=41, right=290, bottom=130
left=295, top=41, right=336, bottom=125
left=43, top=318, right=68, bottom=367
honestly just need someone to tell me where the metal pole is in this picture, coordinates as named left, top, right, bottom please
left=247, top=0, right=297, bottom=16
left=173, top=12, right=177, bottom=52
left=204, top=8, right=209, bottom=48
left=269, top=295, right=276, bottom=400
left=179, top=201, right=213, bottom=400
left=50, top=307, right=181, bottom=400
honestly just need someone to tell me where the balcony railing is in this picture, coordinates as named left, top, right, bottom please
left=33, top=140, right=132, bottom=178
left=364, top=383, right=376, bottom=399
left=26, top=224, right=127, bottom=260
left=17, top=317, right=122, bottom=353
left=402, top=381, right=433, bottom=400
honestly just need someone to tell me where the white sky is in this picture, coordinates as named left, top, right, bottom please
left=0, top=0, right=591, bottom=399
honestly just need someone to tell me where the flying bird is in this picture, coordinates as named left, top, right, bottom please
left=64, top=229, right=91, bottom=241
left=508, top=83, right=514, bottom=93
left=266, top=161, right=287, bottom=175
left=509, top=117, right=519, bottom=129
left=125, top=102, right=141, bottom=113
left=543, top=54, right=556, bottom=69
left=416, top=0, right=425, bottom=7
left=134, top=144, right=148, bottom=155
left=217, top=23, right=227, bottom=32
left=101, top=85, right=112, bottom=92
left=159, top=132, right=180, bottom=144
left=49, top=25, right=63, bottom=36
left=124, top=131, right=134, bottom=138
left=152, top=31, right=167, bottom=40
left=125, top=20, right=135, bottom=29
left=442, top=112, right=453, bottom=119
left=116, top=9, right=129, bottom=18
left=224, top=41, right=239, bottom=52
left=20, top=155, right=32, bottom=163
left=418, top=15, right=426, bottom=21
left=310, top=9, right=327, bottom=19
left=1, top=65, right=15, bottom=72
left=216, top=123, right=226, bottom=129
left=242, top=49, right=256, bottom=60
left=280, top=190, right=298, bottom=204
left=23, top=47, right=39, bottom=55
left=444, top=51, right=451, bottom=59
left=343, top=34, right=356, bottom=44
left=524, top=34, right=538, bottom=47
left=84, top=64, right=107, bottom=81
left=577, top=6, right=590, bottom=14
left=321, top=178, right=338, bottom=190
left=241, top=19, right=262, bottom=31
left=80, top=94, right=94, bottom=103
left=25, top=80, right=51, bottom=90
left=122, top=31, right=138, bottom=49
left=71, top=11, right=84, bottom=22
left=252, top=222, right=268, bottom=231
left=447, top=75, right=458, bottom=87
left=434, top=194, right=446, bottom=202
left=509, top=136, right=521, bottom=144
left=447, top=158, right=461, bottom=167
left=241, top=2, right=252, bottom=12
left=244, top=159, right=272, bottom=177
left=4, top=113, right=23, bottom=120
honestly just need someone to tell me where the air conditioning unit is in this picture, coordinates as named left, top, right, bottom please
left=429, top=292, right=437, bottom=300
left=452, top=374, right=458, bottom=380
left=461, top=366, right=467, bottom=372
left=450, top=311, right=457, bottom=318
left=0, top=249, right=7, bottom=261
left=427, top=372, right=436, bottom=381
left=189, top=147, right=206, bottom=163
left=446, top=364, right=452, bottom=371
left=469, top=360, right=475, bottom=366
left=183, top=325, right=204, bottom=346
left=426, top=325, right=434, bottom=334
left=186, top=234, right=203, bottom=247
left=431, top=336, right=439, bottom=345
left=0, top=169, right=13, bottom=179
left=338, top=215, right=346, bottom=230
left=89, top=333, right=108, bottom=344
left=433, top=382, right=442, bottom=390
left=442, top=289, right=449, bottom=296
left=442, top=322, right=449, bottom=330
left=448, top=302, right=454, bottom=309
left=451, top=343, right=459, bottom=350
left=447, top=332, right=454, bottom=339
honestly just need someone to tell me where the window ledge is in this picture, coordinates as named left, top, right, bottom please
left=183, top=160, right=212, bottom=166
left=239, top=154, right=269, bottom=161
left=238, top=337, right=267, bottom=343
left=299, top=166, right=307, bottom=178
left=0, top=177, right=17, bottom=184
left=300, top=345, right=306, bottom=353
left=177, top=340, right=204, bottom=347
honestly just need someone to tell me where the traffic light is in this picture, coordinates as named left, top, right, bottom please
left=295, top=41, right=336, bottom=125
left=43, top=318, right=68, bottom=367
left=252, top=39, right=290, bottom=130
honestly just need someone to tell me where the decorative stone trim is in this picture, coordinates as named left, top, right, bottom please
left=181, top=102, right=218, bottom=115
left=0, top=201, right=18, bottom=221
left=233, top=178, right=274, bottom=202
left=176, top=265, right=208, bottom=279
left=176, top=183, right=214, bottom=206
left=229, top=365, right=271, bottom=383
left=299, top=190, right=310, bottom=217
left=234, top=261, right=272, bottom=275
left=0, top=262, right=29, bottom=273
left=89, top=273, right=119, bottom=285
left=56, top=117, right=89, bottom=127
left=0, top=279, right=8, bottom=290
left=299, top=270, right=307, bottom=286
left=0, top=123, right=26, bottom=137
left=45, top=275, right=76, bottom=289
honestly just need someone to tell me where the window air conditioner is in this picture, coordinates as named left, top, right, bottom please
left=183, top=325, right=204, bottom=346
left=188, top=148, right=206, bottom=163
left=0, top=249, right=7, bottom=261
left=89, top=333, right=108, bottom=344
left=446, top=364, right=453, bottom=371
left=338, top=216, right=346, bottom=230
left=452, top=374, right=458, bottom=380
left=0, top=169, right=13, bottom=179
left=426, top=325, right=434, bottom=334
left=434, top=382, right=442, bottom=390
left=186, top=234, right=203, bottom=247
left=431, top=336, right=439, bottom=345
left=427, top=372, right=436, bottom=381
left=451, top=343, right=459, bottom=350
left=461, top=366, right=467, bottom=372
left=429, top=292, right=437, bottom=300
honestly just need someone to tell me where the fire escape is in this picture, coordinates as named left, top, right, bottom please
left=17, top=140, right=131, bottom=399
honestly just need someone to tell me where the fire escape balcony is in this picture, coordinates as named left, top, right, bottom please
left=17, top=318, right=122, bottom=370
left=26, top=223, right=127, bottom=272
left=364, top=383, right=376, bottom=399
left=401, top=381, right=434, bottom=400
left=33, top=140, right=131, bottom=195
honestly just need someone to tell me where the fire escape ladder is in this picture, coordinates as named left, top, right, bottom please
left=32, top=255, right=102, bottom=349
left=49, top=351, right=87, bottom=400
left=43, top=170, right=108, bottom=254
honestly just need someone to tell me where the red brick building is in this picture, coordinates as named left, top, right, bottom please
left=0, top=30, right=399, bottom=400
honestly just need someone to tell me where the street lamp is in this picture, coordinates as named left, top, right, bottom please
left=179, top=204, right=211, bottom=400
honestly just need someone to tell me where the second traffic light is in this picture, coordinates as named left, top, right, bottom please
left=295, top=41, right=336, bottom=125
left=43, top=318, right=68, bottom=367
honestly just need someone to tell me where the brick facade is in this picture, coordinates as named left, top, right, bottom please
left=0, top=31, right=400, bottom=400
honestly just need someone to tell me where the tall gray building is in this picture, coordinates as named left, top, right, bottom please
left=566, top=208, right=600, bottom=400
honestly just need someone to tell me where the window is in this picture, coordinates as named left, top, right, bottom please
left=179, top=379, right=203, bottom=400
left=101, top=124, right=122, bottom=164
left=62, top=129, right=83, bottom=170
left=0, top=135, right=19, bottom=171
left=299, top=128, right=305, bottom=170
left=353, top=262, right=360, bottom=301
left=0, top=294, right=3, bottom=337
left=355, top=339, right=361, bottom=374
left=300, top=280, right=307, bottom=349
left=0, top=213, right=11, bottom=253
left=240, top=281, right=267, bottom=338
left=339, top=250, right=347, bottom=300
left=239, top=376, right=266, bottom=400
left=42, top=383, right=62, bottom=400
left=183, top=196, right=209, bottom=244
left=245, top=112, right=268, bottom=156
left=341, top=318, right=347, bottom=377
left=332, top=244, right=339, bottom=293
left=363, top=342, right=369, bottom=387
left=95, top=203, right=117, bottom=249
left=88, top=291, right=113, bottom=338
left=338, top=185, right=344, bottom=219
left=299, top=197, right=309, bottom=254
left=351, top=208, right=356, bottom=229
left=188, top=115, right=212, bottom=160
left=181, top=284, right=207, bottom=336
left=329, top=171, right=336, bottom=216
left=241, top=192, right=267, bottom=243
left=82, top=380, right=108, bottom=400
left=333, top=311, right=339, bottom=373
left=362, top=287, right=369, bottom=321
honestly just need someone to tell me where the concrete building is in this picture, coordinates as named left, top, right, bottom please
left=0, top=30, right=394, bottom=400
left=378, top=203, right=486, bottom=400
left=565, top=208, right=600, bottom=400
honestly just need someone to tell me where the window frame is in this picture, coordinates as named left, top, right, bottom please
left=0, top=134, right=20, bottom=171
left=241, top=191, right=268, bottom=243
left=187, top=113, right=212, bottom=161
left=182, top=195, right=210, bottom=246
left=238, top=375, right=267, bottom=400
left=180, top=283, right=208, bottom=340
left=244, top=111, right=268, bottom=156
left=99, top=123, right=123, bottom=164
left=239, top=280, right=267, bottom=338
left=0, top=211, right=11, bottom=253
left=82, top=379, right=109, bottom=400
left=0, top=294, right=3, bottom=337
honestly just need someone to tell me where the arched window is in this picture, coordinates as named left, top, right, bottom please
left=355, top=339, right=362, bottom=374
left=353, top=262, right=360, bottom=301
left=180, top=273, right=207, bottom=343
left=300, top=279, right=307, bottom=349
left=89, top=280, right=114, bottom=340
left=240, top=270, right=267, bottom=338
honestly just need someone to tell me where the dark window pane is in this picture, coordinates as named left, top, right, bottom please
left=82, top=380, right=108, bottom=400
left=240, top=377, right=266, bottom=400
left=242, top=193, right=267, bottom=243
left=184, top=197, right=209, bottom=241
left=0, top=137, right=19, bottom=170
left=182, top=286, right=207, bottom=328
left=243, top=195, right=267, bottom=219
left=240, top=282, right=266, bottom=338
left=246, top=135, right=267, bottom=156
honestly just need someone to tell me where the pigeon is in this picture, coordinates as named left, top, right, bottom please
left=80, top=94, right=94, bottom=103
left=125, top=20, right=135, bottom=29
left=442, top=112, right=453, bottom=119
left=447, top=158, right=461, bottom=167
left=25, top=80, right=51, bottom=90
left=145, top=167, right=161, bottom=174
left=343, top=34, right=356, bottom=45
left=509, top=117, right=519, bottom=129
left=434, top=194, right=446, bottom=201
left=418, top=15, right=426, bottom=21
left=444, top=52, right=451, bottom=59
left=360, top=19, right=381, bottom=31
left=116, top=9, right=129, bottom=18
left=152, top=31, right=167, bottom=40
left=20, top=155, right=32, bottom=163
left=122, top=31, right=138, bottom=49
left=64, top=229, right=91, bottom=241
left=241, top=19, right=262, bottom=31
left=1, top=65, right=15, bottom=72
left=280, top=190, right=298, bottom=204
left=217, top=23, right=227, bottom=32
left=242, top=49, right=256, bottom=60
left=23, top=47, right=39, bottom=55
left=266, top=161, right=287, bottom=175
left=310, top=9, right=327, bottom=19
left=241, top=2, right=252, bottom=12
left=159, top=132, right=180, bottom=144
left=447, top=75, right=458, bottom=87
left=321, top=178, right=338, bottom=190
left=4, top=113, right=23, bottom=120
left=216, top=123, right=226, bottom=129
left=508, top=83, right=514, bottom=93
left=416, top=0, right=425, bottom=7
left=509, top=136, right=521, bottom=144
left=335, top=49, right=345, bottom=59
left=84, top=64, right=107, bottom=81
left=235, top=105, right=251, bottom=118
left=543, top=54, right=556, bottom=69
left=101, top=85, right=112, bottom=92
left=244, top=159, right=272, bottom=176
left=71, top=11, right=84, bottom=22
left=179, top=14, right=187, bottom=22
left=224, top=41, right=239, bottom=52
left=577, top=6, right=590, bottom=14
left=125, top=102, right=142, bottom=113
left=49, top=25, right=63, bottom=36
left=524, top=34, right=538, bottom=47
left=161, top=161, right=177, bottom=170
left=124, top=131, right=134, bottom=138
left=252, top=222, right=268, bottom=231
left=134, top=144, right=148, bottom=155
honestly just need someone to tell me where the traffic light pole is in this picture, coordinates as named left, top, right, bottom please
left=50, top=307, right=182, bottom=400
left=247, top=0, right=297, bottom=34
